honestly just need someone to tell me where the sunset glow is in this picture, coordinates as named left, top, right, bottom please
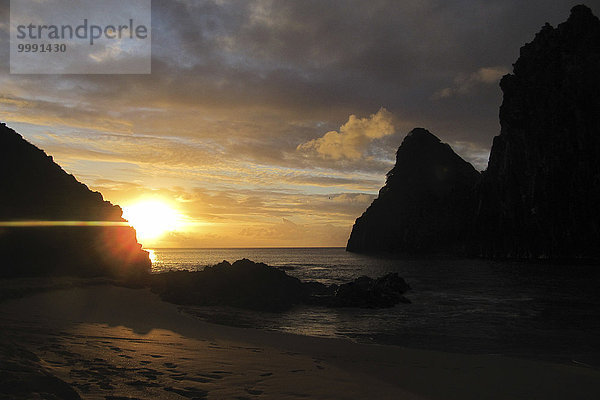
left=122, top=201, right=184, bottom=243
left=1, top=2, right=579, bottom=248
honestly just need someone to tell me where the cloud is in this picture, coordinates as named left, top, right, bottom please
left=238, top=217, right=351, bottom=247
left=297, top=108, right=395, bottom=160
left=432, top=66, right=510, bottom=99
left=240, top=218, right=304, bottom=239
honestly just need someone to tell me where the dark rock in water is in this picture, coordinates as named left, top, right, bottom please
left=473, top=5, right=600, bottom=260
left=303, top=273, right=411, bottom=308
left=347, top=128, right=480, bottom=254
left=151, top=259, right=306, bottom=312
left=329, top=273, right=410, bottom=308
left=152, top=259, right=411, bottom=311
left=303, top=280, right=337, bottom=297
left=0, top=123, right=150, bottom=279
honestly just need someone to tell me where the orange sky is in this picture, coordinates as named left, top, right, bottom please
left=0, top=1, right=585, bottom=247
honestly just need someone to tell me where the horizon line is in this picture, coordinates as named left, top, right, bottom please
left=145, top=246, right=347, bottom=250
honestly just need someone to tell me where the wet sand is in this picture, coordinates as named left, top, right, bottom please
left=1, top=283, right=599, bottom=399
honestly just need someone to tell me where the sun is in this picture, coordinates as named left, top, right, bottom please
left=122, top=200, right=183, bottom=243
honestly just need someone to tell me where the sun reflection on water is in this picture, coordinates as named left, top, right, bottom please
left=147, top=249, right=157, bottom=264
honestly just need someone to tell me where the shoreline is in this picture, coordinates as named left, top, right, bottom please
left=1, top=282, right=599, bottom=399
left=180, top=303, right=600, bottom=368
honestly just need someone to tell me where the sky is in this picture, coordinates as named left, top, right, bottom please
left=1, top=0, right=598, bottom=248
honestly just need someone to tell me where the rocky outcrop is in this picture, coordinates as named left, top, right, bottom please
left=324, top=273, right=411, bottom=308
left=347, top=6, right=600, bottom=261
left=473, top=5, right=600, bottom=259
left=346, top=128, right=480, bottom=254
left=151, top=259, right=411, bottom=311
left=151, top=259, right=307, bottom=312
left=0, top=123, right=150, bottom=278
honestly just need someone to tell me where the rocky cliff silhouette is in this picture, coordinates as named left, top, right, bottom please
left=346, top=128, right=480, bottom=253
left=0, top=123, right=150, bottom=278
left=474, top=5, right=600, bottom=260
left=347, top=5, right=600, bottom=261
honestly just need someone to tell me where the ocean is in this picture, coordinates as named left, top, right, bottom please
left=148, top=247, right=600, bottom=366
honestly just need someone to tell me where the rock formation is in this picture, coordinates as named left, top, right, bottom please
left=151, top=259, right=307, bottom=312
left=473, top=5, right=600, bottom=259
left=347, top=6, right=600, bottom=261
left=151, top=259, right=411, bottom=311
left=346, top=128, right=480, bottom=254
left=310, top=272, right=410, bottom=308
left=0, top=123, right=150, bottom=278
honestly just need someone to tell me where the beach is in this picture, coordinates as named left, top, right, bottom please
left=1, top=282, right=599, bottom=400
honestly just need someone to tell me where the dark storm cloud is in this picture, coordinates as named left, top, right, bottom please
left=150, top=1, right=587, bottom=115
left=11, top=2, right=587, bottom=142
left=1, top=1, right=594, bottom=111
